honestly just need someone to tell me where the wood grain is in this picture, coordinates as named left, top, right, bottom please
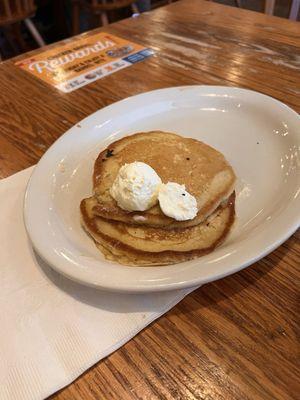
left=0, top=1, right=299, bottom=399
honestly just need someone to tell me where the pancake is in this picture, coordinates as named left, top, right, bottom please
left=92, top=131, right=236, bottom=229
left=80, top=193, right=235, bottom=266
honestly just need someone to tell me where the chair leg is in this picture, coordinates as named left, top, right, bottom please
left=24, top=18, right=45, bottom=47
left=264, top=0, right=276, bottom=15
left=72, top=0, right=80, bottom=35
left=3, top=26, right=19, bottom=54
left=100, top=12, right=109, bottom=26
left=131, top=3, right=139, bottom=14
left=12, top=22, right=29, bottom=52
left=289, top=0, right=299, bottom=20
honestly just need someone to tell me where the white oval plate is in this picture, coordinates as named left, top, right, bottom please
left=24, top=86, right=300, bottom=293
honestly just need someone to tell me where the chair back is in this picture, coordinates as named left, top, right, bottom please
left=0, top=0, right=36, bottom=25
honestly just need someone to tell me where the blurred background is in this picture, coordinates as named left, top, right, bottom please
left=0, top=0, right=298, bottom=60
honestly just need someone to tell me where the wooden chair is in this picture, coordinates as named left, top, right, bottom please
left=264, top=0, right=299, bottom=20
left=209, top=0, right=298, bottom=20
left=0, top=0, right=45, bottom=52
left=72, top=0, right=139, bottom=35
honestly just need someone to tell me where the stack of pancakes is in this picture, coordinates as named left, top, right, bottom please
left=81, top=131, right=236, bottom=266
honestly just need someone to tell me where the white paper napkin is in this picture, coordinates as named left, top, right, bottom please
left=0, top=167, right=195, bottom=400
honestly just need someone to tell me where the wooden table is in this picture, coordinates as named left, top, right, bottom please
left=0, top=0, right=299, bottom=399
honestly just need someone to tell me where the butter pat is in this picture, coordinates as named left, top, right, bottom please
left=158, top=182, right=198, bottom=221
left=110, top=162, right=162, bottom=211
